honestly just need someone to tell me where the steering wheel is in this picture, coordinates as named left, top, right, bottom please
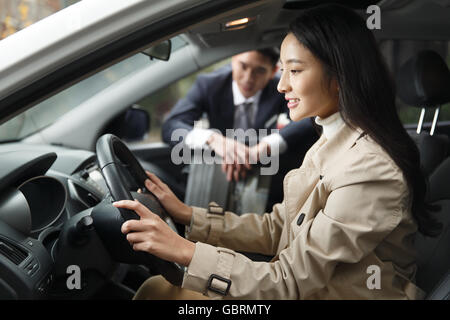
left=93, top=134, right=184, bottom=286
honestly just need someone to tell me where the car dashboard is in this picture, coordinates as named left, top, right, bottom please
left=0, top=143, right=109, bottom=299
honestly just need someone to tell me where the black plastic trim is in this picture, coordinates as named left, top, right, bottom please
left=0, top=151, right=57, bottom=194
left=207, top=274, right=232, bottom=296
left=283, top=0, right=380, bottom=10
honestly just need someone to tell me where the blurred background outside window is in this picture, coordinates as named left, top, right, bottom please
left=135, top=58, right=231, bottom=144
left=0, top=0, right=80, bottom=40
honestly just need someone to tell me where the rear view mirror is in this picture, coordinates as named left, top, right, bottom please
left=105, top=105, right=150, bottom=142
left=142, top=40, right=171, bottom=61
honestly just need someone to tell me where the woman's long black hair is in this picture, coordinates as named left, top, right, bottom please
left=289, top=4, right=441, bottom=236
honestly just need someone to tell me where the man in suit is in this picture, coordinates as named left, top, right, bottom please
left=162, top=48, right=318, bottom=181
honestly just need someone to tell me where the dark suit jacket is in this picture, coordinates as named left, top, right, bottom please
left=162, top=65, right=318, bottom=151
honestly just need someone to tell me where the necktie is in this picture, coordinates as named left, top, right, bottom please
left=234, top=102, right=253, bottom=130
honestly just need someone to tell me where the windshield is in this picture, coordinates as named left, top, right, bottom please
left=0, top=35, right=187, bottom=142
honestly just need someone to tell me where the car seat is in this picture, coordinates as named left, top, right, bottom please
left=396, top=50, right=450, bottom=176
left=415, top=156, right=450, bottom=299
left=396, top=50, right=450, bottom=300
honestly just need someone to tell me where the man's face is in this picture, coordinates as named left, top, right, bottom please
left=231, top=51, right=277, bottom=98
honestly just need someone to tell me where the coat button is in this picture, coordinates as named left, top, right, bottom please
left=297, top=213, right=305, bottom=226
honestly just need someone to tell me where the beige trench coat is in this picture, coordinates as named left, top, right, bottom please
left=181, top=122, right=425, bottom=299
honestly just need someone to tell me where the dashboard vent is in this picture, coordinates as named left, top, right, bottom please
left=0, top=239, right=28, bottom=265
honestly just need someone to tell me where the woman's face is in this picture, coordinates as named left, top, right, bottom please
left=278, top=33, right=339, bottom=121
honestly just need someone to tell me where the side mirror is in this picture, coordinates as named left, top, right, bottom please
left=142, top=40, right=171, bottom=61
left=105, top=105, right=150, bottom=142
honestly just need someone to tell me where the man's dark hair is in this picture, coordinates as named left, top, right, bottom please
left=256, top=47, right=279, bottom=67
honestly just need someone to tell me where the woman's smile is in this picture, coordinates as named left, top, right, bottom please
left=286, top=97, right=300, bottom=109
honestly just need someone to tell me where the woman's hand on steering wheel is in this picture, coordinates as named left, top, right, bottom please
left=113, top=199, right=195, bottom=266
left=141, top=171, right=192, bottom=226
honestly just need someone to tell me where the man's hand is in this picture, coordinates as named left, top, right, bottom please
left=207, top=133, right=272, bottom=182
left=206, top=132, right=249, bottom=165
left=248, top=140, right=271, bottom=164
left=207, top=133, right=251, bottom=181
left=224, top=141, right=271, bottom=181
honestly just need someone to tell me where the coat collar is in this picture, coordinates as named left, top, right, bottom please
left=311, top=122, right=366, bottom=173
left=282, top=121, right=365, bottom=225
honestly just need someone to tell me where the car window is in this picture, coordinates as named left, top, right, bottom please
left=0, top=35, right=188, bottom=142
left=134, top=57, right=231, bottom=144
left=380, top=40, right=450, bottom=125
left=1, top=0, right=80, bottom=40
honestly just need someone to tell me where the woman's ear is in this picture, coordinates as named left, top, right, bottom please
left=331, top=78, right=339, bottom=97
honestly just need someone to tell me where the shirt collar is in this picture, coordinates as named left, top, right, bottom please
left=232, top=80, right=262, bottom=106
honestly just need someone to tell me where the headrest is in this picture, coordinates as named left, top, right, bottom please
left=396, top=50, right=450, bottom=108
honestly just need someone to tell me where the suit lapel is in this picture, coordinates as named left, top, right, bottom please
left=215, top=74, right=234, bottom=134
left=254, top=82, right=279, bottom=129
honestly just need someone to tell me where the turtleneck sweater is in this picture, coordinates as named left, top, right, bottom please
left=315, top=112, right=344, bottom=140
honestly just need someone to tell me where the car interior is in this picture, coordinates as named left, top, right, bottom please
left=0, top=0, right=449, bottom=300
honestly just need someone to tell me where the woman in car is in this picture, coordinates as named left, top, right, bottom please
left=113, top=4, right=441, bottom=299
